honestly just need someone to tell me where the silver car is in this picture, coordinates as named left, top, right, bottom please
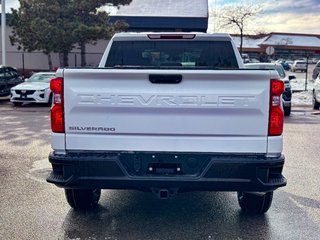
left=291, top=60, right=307, bottom=72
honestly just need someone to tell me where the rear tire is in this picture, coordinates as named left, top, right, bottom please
left=65, top=189, right=101, bottom=210
left=284, top=106, right=291, bottom=116
left=237, top=191, right=273, bottom=214
left=13, top=102, right=23, bottom=107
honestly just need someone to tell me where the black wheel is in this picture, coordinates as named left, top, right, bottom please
left=13, top=102, right=23, bottom=107
left=313, top=94, right=320, bottom=110
left=284, top=106, right=291, bottom=116
left=237, top=191, right=273, bottom=214
left=65, top=189, right=101, bottom=210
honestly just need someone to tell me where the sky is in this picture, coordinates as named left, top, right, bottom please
left=208, top=0, right=320, bottom=34
left=2, top=0, right=320, bottom=34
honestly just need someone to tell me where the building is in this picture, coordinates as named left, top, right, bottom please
left=260, top=33, right=320, bottom=60
left=232, top=32, right=320, bottom=61
left=109, top=0, right=208, bottom=32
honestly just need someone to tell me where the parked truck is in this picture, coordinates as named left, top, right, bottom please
left=47, top=32, right=286, bottom=214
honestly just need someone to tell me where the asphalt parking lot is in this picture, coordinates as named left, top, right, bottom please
left=0, top=99, right=320, bottom=240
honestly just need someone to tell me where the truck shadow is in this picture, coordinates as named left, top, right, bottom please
left=60, top=191, right=272, bottom=240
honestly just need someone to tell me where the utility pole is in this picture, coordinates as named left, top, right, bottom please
left=1, top=0, right=6, bottom=65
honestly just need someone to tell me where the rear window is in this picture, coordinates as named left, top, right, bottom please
left=105, top=41, right=239, bottom=69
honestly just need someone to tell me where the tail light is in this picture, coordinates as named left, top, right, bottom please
left=50, top=77, right=64, bottom=133
left=268, top=79, right=284, bottom=136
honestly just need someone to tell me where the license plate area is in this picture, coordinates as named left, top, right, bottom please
left=148, top=163, right=181, bottom=175
left=120, top=152, right=211, bottom=177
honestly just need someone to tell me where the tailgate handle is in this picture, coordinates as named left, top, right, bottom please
left=149, top=74, right=182, bottom=84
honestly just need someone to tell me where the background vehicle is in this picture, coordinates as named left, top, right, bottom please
left=275, top=59, right=291, bottom=71
left=10, top=72, right=56, bottom=106
left=47, top=33, right=286, bottom=214
left=285, top=60, right=294, bottom=71
left=312, top=60, right=320, bottom=80
left=0, top=66, right=23, bottom=97
left=245, top=63, right=292, bottom=116
left=313, top=74, right=320, bottom=109
left=291, top=60, right=307, bottom=72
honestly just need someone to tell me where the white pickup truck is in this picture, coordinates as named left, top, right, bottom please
left=47, top=32, right=286, bottom=214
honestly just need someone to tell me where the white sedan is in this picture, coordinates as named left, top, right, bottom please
left=10, top=72, right=56, bottom=106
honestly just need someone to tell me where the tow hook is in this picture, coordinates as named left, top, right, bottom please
left=151, top=188, right=179, bottom=199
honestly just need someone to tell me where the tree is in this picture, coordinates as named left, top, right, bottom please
left=10, top=0, right=76, bottom=68
left=68, top=1, right=129, bottom=66
left=217, top=1, right=261, bottom=55
left=10, top=0, right=131, bottom=68
left=10, top=1, right=57, bottom=69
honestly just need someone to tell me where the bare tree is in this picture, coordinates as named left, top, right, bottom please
left=253, top=30, right=269, bottom=39
left=218, top=1, right=261, bottom=55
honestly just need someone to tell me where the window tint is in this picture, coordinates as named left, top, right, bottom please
left=5, top=68, right=17, bottom=77
left=28, top=73, right=56, bottom=83
left=105, top=40, right=239, bottom=69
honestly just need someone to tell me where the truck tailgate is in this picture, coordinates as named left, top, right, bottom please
left=63, top=69, right=271, bottom=153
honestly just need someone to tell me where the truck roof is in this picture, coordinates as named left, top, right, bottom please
left=112, top=32, right=233, bottom=41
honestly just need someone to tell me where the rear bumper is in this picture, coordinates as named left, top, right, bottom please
left=47, top=151, right=286, bottom=192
